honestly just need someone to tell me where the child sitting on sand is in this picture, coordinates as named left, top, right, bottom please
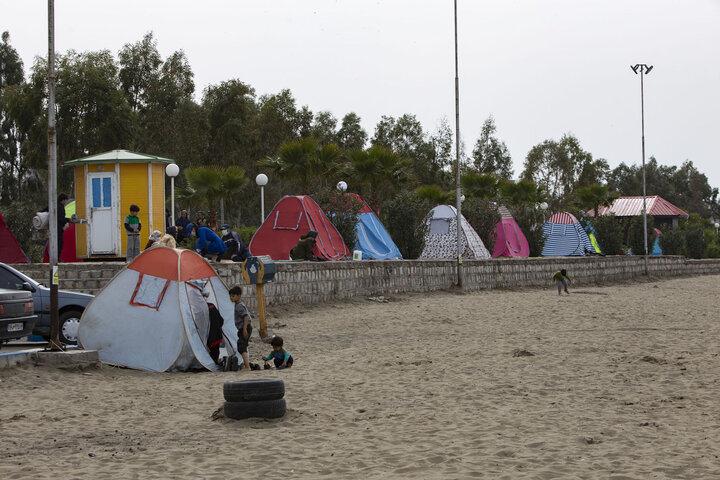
left=263, top=336, right=294, bottom=369
left=552, top=269, right=571, bottom=295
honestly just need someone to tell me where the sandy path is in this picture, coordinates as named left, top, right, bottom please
left=2, top=275, right=719, bottom=479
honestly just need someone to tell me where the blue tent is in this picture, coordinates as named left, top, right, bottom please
left=348, top=194, right=402, bottom=260
left=542, top=212, right=594, bottom=256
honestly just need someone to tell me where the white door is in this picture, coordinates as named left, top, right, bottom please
left=87, top=173, right=116, bottom=254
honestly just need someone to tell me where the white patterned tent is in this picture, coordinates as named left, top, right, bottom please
left=78, top=247, right=238, bottom=372
left=419, top=205, right=491, bottom=259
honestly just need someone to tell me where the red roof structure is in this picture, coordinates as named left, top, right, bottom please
left=588, top=196, right=688, bottom=218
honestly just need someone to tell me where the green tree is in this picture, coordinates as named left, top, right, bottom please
left=310, top=111, right=338, bottom=146
left=348, top=145, right=411, bottom=214
left=179, top=165, right=248, bottom=228
left=508, top=204, right=547, bottom=257
left=684, top=223, right=705, bottom=259
left=574, top=184, right=619, bottom=217
left=521, top=134, right=599, bottom=210
left=202, top=79, right=257, bottom=169
left=471, top=116, right=513, bottom=179
left=118, top=32, right=162, bottom=113
left=371, top=114, right=436, bottom=186
left=415, top=184, right=452, bottom=205
left=499, top=179, right=545, bottom=207
left=0, top=31, right=26, bottom=205
left=314, top=190, right=364, bottom=250
left=260, top=137, right=343, bottom=194
left=336, top=112, right=367, bottom=151
left=461, top=171, right=499, bottom=200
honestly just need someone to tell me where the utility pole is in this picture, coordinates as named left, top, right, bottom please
left=631, top=63, right=653, bottom=275
left=47, top=0, right=61, bottom=351
left=454, top=0, right=463, bottom=288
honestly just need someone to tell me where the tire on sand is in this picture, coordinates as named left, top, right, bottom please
left=224, top=398, right=286, bottom=420
left=223, top=378, right=285, bottom=402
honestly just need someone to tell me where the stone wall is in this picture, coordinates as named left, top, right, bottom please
left=13, top=256, right=720, bottom=313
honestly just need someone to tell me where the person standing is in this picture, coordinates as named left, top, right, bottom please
left=124, top=204, right=141, bottom=262
left=175, top=209, right=190, bottom=242
left=56, top=193, right=70, bottom=258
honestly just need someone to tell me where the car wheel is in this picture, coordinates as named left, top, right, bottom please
left=59, top=310, right=82, bottom=345
left=223, top=398, right=286, bottom=420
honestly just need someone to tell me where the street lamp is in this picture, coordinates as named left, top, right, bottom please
left=715, top=222, right=719, bottom=237
left=631, top=63, right=653, bottom=275
left=165, top=163, right=180, bottom=223
left=337, top=181, right=347, bottom=192
left=256, top=173, right=268, bottom=224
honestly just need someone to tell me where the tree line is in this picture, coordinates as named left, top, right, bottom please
left=1, top=31, right=718, bottom=260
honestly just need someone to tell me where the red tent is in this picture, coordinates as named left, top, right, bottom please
left=0, top=213, right=29, bottom=263
left=249, top=195, right=349, bottom=261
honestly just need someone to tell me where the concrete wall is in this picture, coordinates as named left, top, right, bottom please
left=14, top=256, right=720, bottom=313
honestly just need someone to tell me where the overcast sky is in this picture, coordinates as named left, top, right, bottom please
left=4, top=0, right=720, bottom=190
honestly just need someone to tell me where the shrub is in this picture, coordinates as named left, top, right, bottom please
left=684, top=223, right=705, bottom=259
left=508, top=205, right=546, bottom=257
left=589, top=214, right=624, bottom=255
left=237, top=226, right=258, bottom=246
left=462, top=198, right=500, bottom=253
left=2, top=202, right=43, bottom=262
left=381, top=192, right=431, bottom=259
left=627, top=215, right=656, bottom=256
left=316, top=191, right=364, bottom=250
left=658, top=227, right=684, bottom=256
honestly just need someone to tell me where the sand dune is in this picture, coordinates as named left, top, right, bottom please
left=2, top=275, right=719, bottom=479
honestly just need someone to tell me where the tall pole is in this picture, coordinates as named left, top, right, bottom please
left=47, top=0, right=61, bottom=350
left=632, top=64, right=652, bottom=275
left=170, top=176, right=175, bottom=221
left=454, top=0, right=463, bottom=288
left=260, top=185, right=265, bottom=223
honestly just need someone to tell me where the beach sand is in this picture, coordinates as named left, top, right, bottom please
left=2, top=274, right=720, bottom=479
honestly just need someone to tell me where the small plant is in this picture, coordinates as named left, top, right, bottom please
left=381, top=192, right=430, bottom=259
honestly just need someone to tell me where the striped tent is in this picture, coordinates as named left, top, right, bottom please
left=542, top=212, right=594, bottom=256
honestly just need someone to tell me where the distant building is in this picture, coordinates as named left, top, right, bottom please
left=588, top=195, right=689, bottom=228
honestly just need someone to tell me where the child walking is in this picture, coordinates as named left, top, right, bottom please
left=552, top=269, right=571, bottom=295
left=124, top=204, right=141, bottom=262
left=228, top=285, right=252, bottom=371
left=263, top=336, right=294, bottom=369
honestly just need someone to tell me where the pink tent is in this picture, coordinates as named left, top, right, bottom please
left=492, top=206, right=530, bottom=258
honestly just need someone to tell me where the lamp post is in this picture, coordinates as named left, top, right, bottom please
left=337, top=181, right=347, bottom=192
left=454, top=0, right=463, bottom=288
left=256, top=173, right=268, bottom=224
left=165, top=163, right=179, bottom=223
left=631, top=63, right=653, bottom=275
left=715, top=222, right=719, bottom=237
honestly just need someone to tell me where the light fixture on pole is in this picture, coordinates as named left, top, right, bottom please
left=715, top=222, right=719, bottom=237
left=631, top=63, right=653, bottom=275
left=337, top=181, right=347, bottom=192
left=165, top=163, right=179, bottom=223
left=256, top=173, right=268, bottom=224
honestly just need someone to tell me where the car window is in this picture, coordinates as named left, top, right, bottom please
left=0, top=267, right=25, bottom=290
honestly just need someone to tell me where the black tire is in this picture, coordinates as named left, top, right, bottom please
left=224, top=398, right=286, bottom=420
left=59, top=310, right=83, bottom=345
left=223, top=378, right=285, bottom=402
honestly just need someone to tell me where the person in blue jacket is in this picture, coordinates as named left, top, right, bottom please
left=187, top=222, right=227, bottom=261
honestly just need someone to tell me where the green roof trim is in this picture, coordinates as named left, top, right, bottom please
left=65, top=149, right=176, bottom=165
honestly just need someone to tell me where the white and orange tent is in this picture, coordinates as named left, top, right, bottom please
left=79, top=247, right=238, bottom=372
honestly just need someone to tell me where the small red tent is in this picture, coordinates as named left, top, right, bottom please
left=0, top=213, right=29, bottom=263
left=249, top=195, right=350, bottom=261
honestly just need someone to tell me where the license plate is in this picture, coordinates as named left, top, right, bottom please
left=7, top=322, right=23, bottom=332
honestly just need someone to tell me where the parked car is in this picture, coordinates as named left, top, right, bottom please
left=0, top=263, right=94, bottom=345
left=0, top=288, right=37, bottom=345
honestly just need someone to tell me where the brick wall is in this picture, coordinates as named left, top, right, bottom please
left=13, top=256, right=720, bottom=314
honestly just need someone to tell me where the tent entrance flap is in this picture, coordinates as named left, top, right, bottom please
left=130, top=273, right=171, bottom=310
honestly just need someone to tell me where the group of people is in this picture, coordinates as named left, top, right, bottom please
left=123, top=205, right=252, bottom=263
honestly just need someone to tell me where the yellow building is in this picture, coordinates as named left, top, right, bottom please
left=65, top=150, right=174, bottom=259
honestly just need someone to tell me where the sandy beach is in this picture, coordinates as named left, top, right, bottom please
left=2, top=274, right=720, bottom=479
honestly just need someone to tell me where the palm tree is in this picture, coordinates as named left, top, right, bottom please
left=349, top=145, right=411, bottom=214
left=574, top=184, right=618, bottom=217
left=179, top=165, right=249, bottom=227
left=415, top=185, right=452, bottom=205
left=461, top=171, right=499, bottom=200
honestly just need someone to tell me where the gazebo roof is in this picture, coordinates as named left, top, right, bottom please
left=65, top=149, right=175, bottom=165
left=589, top=195, right=688, bottom=218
